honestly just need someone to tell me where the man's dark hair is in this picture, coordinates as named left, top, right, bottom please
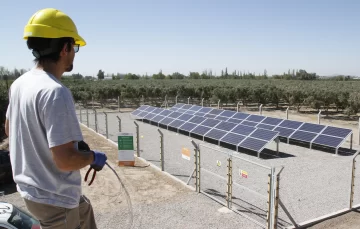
left=26, top=37, right=74, bottom=65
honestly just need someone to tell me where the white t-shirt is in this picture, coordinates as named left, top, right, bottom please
left=6, top=67, right=83, bottom=209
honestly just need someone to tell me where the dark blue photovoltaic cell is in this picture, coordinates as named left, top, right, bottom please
left=191, top=125, right=211, bottom=135
left=321, top=126, right=352, bottom=138
left=204, top=114, right=217, bottom=119
left=177, top=113, right=193, bottom=121
left=137, top=105, right=149, bottom=111
left=250, top=129, right=278, bottom=141
left=220, top=133, right=246, bottom=145
left=159, top=117, right=175, bottom=125
left=169, top=108, right=178, bottom=112
left=214, top=116, right=228, bottom=121
left=227, top=118, right=243, bottom=124
left=136, top=111, right=149, bottom=118
left=151, top=108, right=164, bottom=114
left=290, top=130, right=317, bottom=142
left=239, top=137, right=268, bottom=152
left=179, top=122, right=197, bottom=132
left=151, top=115, right=166, bottom=122
left=246, top=115, right=266, bottom=122
left=131, top=110, right=142, bottom=116
left=173, top=103, right=185, bottom=108
left=231, top=125, right=255, bottom=136
left=215, top=121, right=237, bottom=131
left=241, top=121, right=258, bottom=127
left=261, top=117, right=283, bottom=126
left=143, top=113, right=156, bottom=120
left=184, top=110, right=196, bottom=115
left=279, top=120, right=303, bottom=129
left=181, top=104, right=192, bottom=110
left=168, top=112, right=183, bottom=119
left=220, top=110, right=237, bottom=117
left=159, top=110, right=172, bottom=116
left=256, top=123, right=276, bottom=131
left=176, top=108, right=188, bottom=113
left=145, top=106, right=157, bottom=112
left=189, top=116, right=206, bottom=124
left=209, top=109, right=223, bottom=115
left=312, top=135, right=343, bottom=148
left=273, top=127, right=295, bottom=138
left=198, top=107, right=212, bottom=113
left=193, top=112, right=206, bottom=117
left=201, top=119, right=221, bottom=127
left=168, top=119, right=185, bottom=128
left=205, top=129, right=227, bottom=140
left=189, top=105, right=202, bottom=111
left=232, top=112, right=250, bottom=120
left=299, top=123, right=326, bottom=133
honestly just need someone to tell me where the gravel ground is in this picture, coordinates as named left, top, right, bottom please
left=77, top=108, right=360, bottom=228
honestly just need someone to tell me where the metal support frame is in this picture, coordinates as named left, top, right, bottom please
left=350, top=133, right=353, bottom=150
left=134, top=121, right=140, bottom=157
left=191, top=140, right=200, bottom=192
left=350, top=151, right=359, bottom=209
left=116, top=116, right=122, bottom=132
left=93, top=109, right=98, bottom=132
left=286, top=107, right=289, bottom=120
left=226, top=155, right=233, bottom=209
left=318, top=110, right=322, bottom=124
left=201, top=98, right=204, bottom=107
left=86, top=109, right=89, bottom=127
left=79, top=107, right=82, bottom=123
left=237, top=102, right=241, bottom=112
left=218, top=100, right=220, bottom=109
left=267, top=167, right=276, bottom=229
left=259, top=104, right=263, bottom=115
left=104, top=112, right=108, bottom=139
left=158, top=129, right=164, bottom=171
left=276, top=137, right=280, bottom=156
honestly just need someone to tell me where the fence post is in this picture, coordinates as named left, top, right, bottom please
left=134, top=121, right=140, bottom=157
left=201, top=98, right=204, bottom=107
left=175, top=95, right=178, bottom=104
left=188, top=97, right=190, bottom=104
left=267, top=167, right=276, bottom=229
left=286, top=107, right=289, bottom=120
left=358, top=118, right=360, bottom=146
left=350, top=151, right=359, bottom=209
left=237, top=101, right=240, bottom=112
left=93, top=109, right=98, bottom=132
left=104, top=112, right=108, bottom=139
left=118, top=96, right=120, bottom=112
left=92, top=96, right=94, bottom=109
left=259, top=104, right=263, bottom=115
left=191, top=141, right=200, bottom=193
left=79, top=106, right=82, bottom=123
left=158, top=129, right=164, bottom=171
left=86, top=108, right=89, bottom=127
left=318, top=110, right=322, bottom=124
left=116, top=116, right=122, bottom=132
left=217, top=100, right=220, bottom=109
left=273, top=167, right=284, bottom=229
left=226, top=154, right=233, bottom=209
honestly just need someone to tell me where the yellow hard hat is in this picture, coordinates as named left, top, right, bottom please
left=23, top=8, right=86, bottom=46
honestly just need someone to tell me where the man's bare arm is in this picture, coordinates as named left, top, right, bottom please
left=5, top=119, right=9, bottom=137
left=51, top=141, right=94, bottom=171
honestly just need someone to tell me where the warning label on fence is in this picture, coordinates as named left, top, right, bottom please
left=240, top=170, right=248, bottom=178
left=182, top=147, right=190, bottom=160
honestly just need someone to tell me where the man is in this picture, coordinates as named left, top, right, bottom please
left=4, top=8, right=107, bottom=229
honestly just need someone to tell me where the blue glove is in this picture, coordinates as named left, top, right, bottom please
left=91, top=150, right=107, bottom=171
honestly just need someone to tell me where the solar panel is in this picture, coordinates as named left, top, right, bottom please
left=215, top=121, right=237, bottom=131
left=189, top=105, right=202, bottom=112
left=191, top=125, right=212, bottom=135
left=159, top=110, right=172, bottom=116
left=198, top=107, right=212, bottom=113
left=168, top=119, right=185, bottom=128
left=209, top=109, right=223, bottom=115
left=173, top=103, right=185, bottom=108
left=220, top=133, right=246, bottom=145
left=256, top=123, right=276, bottom=131
left=246, top=114, right=266, bottom=123
left=227, top=118, right=243, bottom=124
left=184, top=110, right=196, bottom=115
left=299, top=123, right=326, bottom=133
left=250, top=129, right=279, bottom=141
left=168, top=112, right=183, bottom=119
left=321, top=126, right=352, bottom=138
left=261, top=117, right=283, bottom=126
left=279, top=120, right=303, bottom=129
left=273, top=127, right=295, bottom=138
left=205, top=129, right=227, bottom=140
left=151, top=115, right=166, bottom=122
left=178, top=113, right=193, bottom=121
left=131, top=110, right=142, bottom=116
left=145, top=106, right=157, bottom=113
left=312, top=135, right=344, bottom=148
left=159, top=117, right=175, bottom=125
left=241, top=121, right=258, bottom=127
left=231, top=124, right=255, bottom=136
left=137, top=105, right=150, bottom=111
left=219, top=110, right=237, bottom=117
left=179, top=122, right=198, bottom=132
left=201, top=119, right=221, bottom=128
left=214, top=116, right=228, bottom=121
left=204, top=114, right=218, bottom=119
left=239, top=137, right=268, bottom=152
left=181, top=104, right=193, bottom=110
left=136, top=111, right=150, bottom=118
left=232, top=112, right=250, bottom=120
left=290, top=130, right=317, bottom=142
left=143, top=113, right=156, bottom=120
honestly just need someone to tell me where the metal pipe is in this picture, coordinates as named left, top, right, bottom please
left=237, top=102, right=240, bottom=112
left=286, top=107, right=289, bottom=120
left=188, top=97, right=190, bottom=104
left=86, top=108, right=89, bottom=127
left=201, top=98, right=204, bottom=107
left=259, top=104, right=263, bottom=115
left=116, top=116, right=122, bottom=132
left=175, top=95, right=178, bottom=104
left=350, top=151, right=359, bottom=209
left=93, top=109, right=98, bottom=132
left=218, top=100, right=220, bottom=109
left=318, top=110, right=322, bottom=124
left=158, top=129, right=164, bottom=171
left=104, top=112, right=108, bottom=139
left=134, top=121, right=140, bottom=157
left=118, top=96, right=120, bottom=112
left=165, top=95, right=168, bottom=108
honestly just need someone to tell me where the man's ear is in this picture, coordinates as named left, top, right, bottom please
left=59, top=43, right=70, bottom=57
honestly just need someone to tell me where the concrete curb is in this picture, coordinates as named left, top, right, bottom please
left=80, top=123, right=196, bottom=192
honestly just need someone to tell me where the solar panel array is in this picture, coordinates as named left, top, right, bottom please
left=131, top=104, right=280, bottom=157
left=132, top=103, right=353, bottom=155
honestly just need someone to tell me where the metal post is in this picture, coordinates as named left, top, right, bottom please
left=276, top=137, right=279, bottom=156
left=318, top=110, right=322, bottom=124
left=237, top=102, right=240, bottom=112
left=93, top=109, right=98, bottom=132
left=273, top=174, right=280, bottom=229
left=104, top=112, right=108, bottom=139
left=79, top=107, right=82, bottom=123
left=267, top=174, right=272, bottom=229
left=218, top=100, right=220, bottom=109
left=201, top=98, right=204, bottom=107
left=191, top=140, right=199, bottom=192
left=286, top=107, right=289, bottom=120
left=134, top=121, right=140, bottom=157
left=267, top=168, right=275, bottom=229
left=350, top=151, right=359, bottom=209
left=175, top=95, right=178, bottom=104
left=358, top=117, right=360, bottom=146
left=118, top=96, right=120, bottom=112
left=86, top=109, right=89, bottom=127
left=226, top=154, right=233, bottom=209
left=142, top=95, right=144, bottom=105
left=350, top=133, right=353, bottom=150
left=259, top=104, right=263, bottom=115
left=158, top=129, right=164, bottom=171
left=92, top=96, right=94, bottom=109
left=188, top=97, right=190, bottom=104
left=116, top=116, right=122, bottom=132
left=165, top=95, right=168, bottom=108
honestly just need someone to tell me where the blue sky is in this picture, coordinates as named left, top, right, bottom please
left=0, top=0, right=359, bottom=77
